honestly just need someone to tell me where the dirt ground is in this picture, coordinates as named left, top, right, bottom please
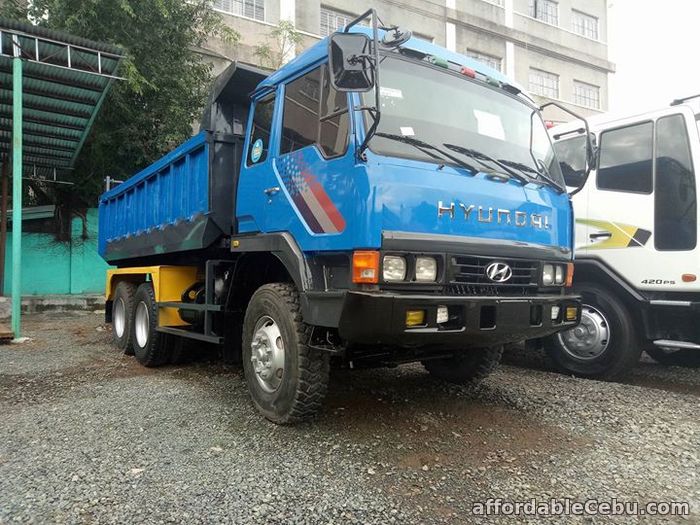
left=0, top=312, right=698, bottom=524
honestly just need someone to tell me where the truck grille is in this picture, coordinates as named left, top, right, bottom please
left=447, top=255, right=539, bottom=296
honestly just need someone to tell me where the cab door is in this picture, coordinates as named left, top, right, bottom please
left=264, top=64, right=355, bottom=249
left=583, top=108, right=700, bottom=292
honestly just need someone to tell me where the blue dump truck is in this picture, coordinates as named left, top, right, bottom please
left=99, top=11, right=590, bottom=424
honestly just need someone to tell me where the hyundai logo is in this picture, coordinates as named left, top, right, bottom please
left=485, top=262, right=513, bottom=283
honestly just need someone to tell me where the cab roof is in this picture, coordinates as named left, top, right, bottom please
left=253, top=25, right=523, bottom=97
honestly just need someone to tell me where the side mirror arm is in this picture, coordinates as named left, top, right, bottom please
left=539, top=101, right=597, bottom=197
left=343, top=9, right=382, bottom=161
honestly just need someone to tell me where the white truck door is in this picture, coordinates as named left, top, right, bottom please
left=583, top=109, right=700, bottom=292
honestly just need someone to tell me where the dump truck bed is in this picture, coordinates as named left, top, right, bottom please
left=98, top=131, right=241, bottom=264
left=98, top=62, right=268, bottom=265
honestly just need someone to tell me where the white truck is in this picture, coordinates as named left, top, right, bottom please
left=547, top=96, right=700, bottom=378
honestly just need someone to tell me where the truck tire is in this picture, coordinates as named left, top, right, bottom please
left=242, top=283, right=330, bottom=424
left=112, top=281, right=137, bottom=354
left=131, top=282, right=171, bottom=367
left=544, top=283, right=641, bottom=379
left=422, top=346, right=503, bottom=384
left=645, top=347, right=700, bottom=368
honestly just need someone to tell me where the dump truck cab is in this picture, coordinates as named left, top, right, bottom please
left=233, top=24, right=581, bottom=346
left=99, top=12, right=589, bottom=423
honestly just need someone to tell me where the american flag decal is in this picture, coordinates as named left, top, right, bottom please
left=278, top=153, right=346, bottom=234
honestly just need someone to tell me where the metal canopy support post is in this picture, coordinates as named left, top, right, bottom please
left=11, top=39, right=22, bottom=337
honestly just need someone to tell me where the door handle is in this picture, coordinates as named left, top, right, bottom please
left=264, top=186, right=280, bottom=196
left=589, top=232, right=612, bottom=240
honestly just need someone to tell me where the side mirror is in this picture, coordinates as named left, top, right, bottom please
left=328, top=33, right=375, bottom=92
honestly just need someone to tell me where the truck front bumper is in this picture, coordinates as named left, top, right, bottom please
left=337, top=291, right=581, bottom=348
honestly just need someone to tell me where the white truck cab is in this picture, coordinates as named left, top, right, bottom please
left=547, top=97, right=700, bottom=378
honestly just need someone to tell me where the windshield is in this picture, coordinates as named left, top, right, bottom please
left=362, top=55, right=564, bottom=186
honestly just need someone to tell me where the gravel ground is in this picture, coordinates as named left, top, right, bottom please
left=0, top=312, right=698, bottom=524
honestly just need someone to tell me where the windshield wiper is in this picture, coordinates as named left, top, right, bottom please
left=443, top=143, right=529, bottom=186
left=374, top=133, right=478, bottom=174
left=495, top=158, right=565, bottom=193
left=534, top=159, right=566, bottom=192
left=506, top=158, right=565, bottom=193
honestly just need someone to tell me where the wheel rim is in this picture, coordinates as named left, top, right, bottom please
left=113, top=297, right=126, bottom=338
left=134, top=301, right=150, bottom=348
left=556, top=303, right=610, bottom=360
left=250, top=315, right=285, bottom=393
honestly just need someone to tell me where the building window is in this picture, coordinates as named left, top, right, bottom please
left=320, top=7, right=356, bottom=36
left=212, top=0, right=264, bottom=22
left=480, top=0, right=505, bottom=6
left=573, top=81, right=600, bottom=109
left=466, top=50, right=502, bottom=71
left=572, top=10, right=599, bottom=40
left=529, top=68, right=559, bottom=99
left=528, top=0, right=558, bottom=25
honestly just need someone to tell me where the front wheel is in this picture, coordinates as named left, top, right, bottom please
left=242, top=283, right=330, bottom=424
left=544, top=283, right=641, bottom=379
left=422, top=346, right=503, bottom=384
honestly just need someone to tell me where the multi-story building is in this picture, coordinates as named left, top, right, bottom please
left=205, top=0, right=614, bottom=123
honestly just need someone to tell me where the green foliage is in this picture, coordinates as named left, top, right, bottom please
left=2, top=0, right=239, bottom=214
left=255, top=20, right=302, bottom=69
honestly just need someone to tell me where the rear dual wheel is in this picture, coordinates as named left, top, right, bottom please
left=112, top=281, right=137, bottom=355
left=131, top=283, right=172, bottom=367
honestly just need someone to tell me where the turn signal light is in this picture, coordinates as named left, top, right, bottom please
left=565, top=263, right=574, bottom=287
left=682, top=274, right=697, bottom=283
left=565, top=306, right=578, bottom=322
left=352, top=251, right=380, bottom=284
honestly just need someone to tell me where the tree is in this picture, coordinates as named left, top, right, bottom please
left=0, top=0, right=239, bottom=240
left=255, top=20, right=302, bottom=69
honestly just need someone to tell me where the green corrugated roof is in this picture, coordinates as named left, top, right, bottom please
left=0, top=17, right=124, bottom=177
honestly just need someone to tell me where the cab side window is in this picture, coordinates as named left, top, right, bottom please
left=319, top=66, right=350, bottom=158
left=247, top=94, right=276, bottom=166
left=655, top=114, right=697, bottom=251
left=281, top=68, right=321, bottom=155
left=597, top=122, right=653, bottom=193
left=553, top=136, right=587, bottom=188
left=280, top=65, right=349, bottom=158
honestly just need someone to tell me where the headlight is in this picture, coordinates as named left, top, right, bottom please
left=543, top=264, right=566, bottom=286
left=383, top=255, right=407, bottom=281
left=555, top=265, right=565, bottom=285
left=542, top=263, right=555, bottom=285
left=415, top=256, right=438, bottom=282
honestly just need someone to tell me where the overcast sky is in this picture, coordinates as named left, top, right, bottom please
left=608, top=0, right=700, bottom=115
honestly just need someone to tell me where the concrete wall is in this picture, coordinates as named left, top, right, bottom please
left=3, top=208, right=111, bottom=295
